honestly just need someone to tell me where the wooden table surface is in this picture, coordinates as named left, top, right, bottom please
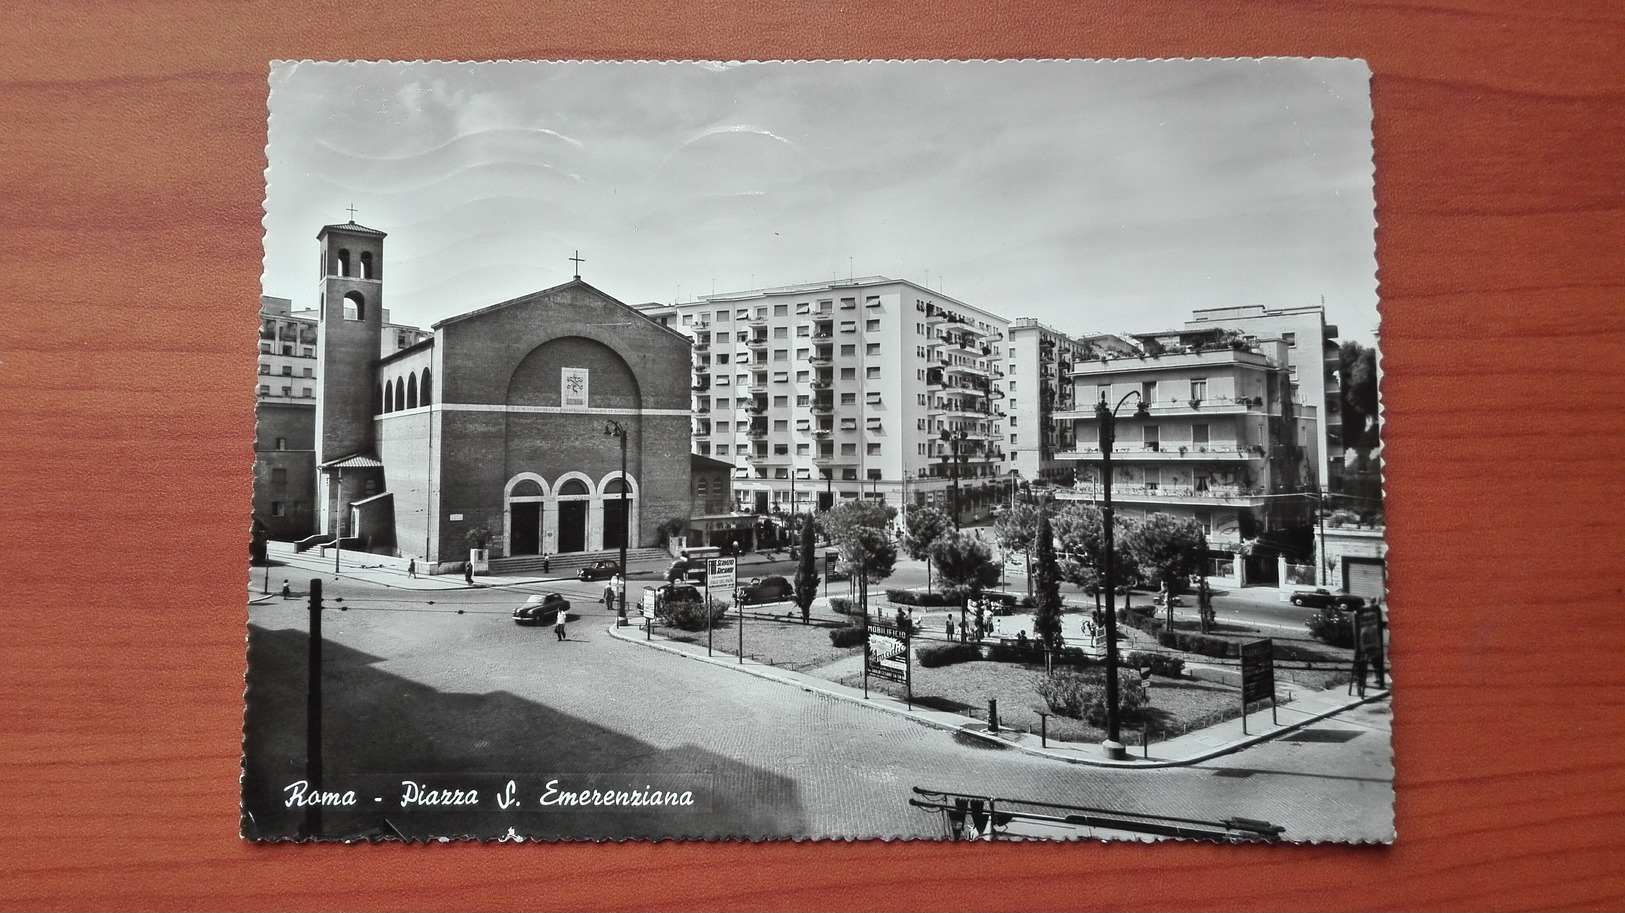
left=2, top=2, right=1622, bottom=910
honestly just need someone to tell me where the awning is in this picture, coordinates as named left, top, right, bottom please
left=320, top=453, right=384, bottom=470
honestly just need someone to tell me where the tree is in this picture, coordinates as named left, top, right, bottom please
left=1124, top=512, right=1208, bottom=631
left=1030, top=510, right=1064, bottom=651
left=1051, top=504, right=1139, bottom=608
left=792, top=514, right=819, bottom=625
left=901, top=506, right=952, bottom=594
left=929, top=532, right=1001, bottom=642
left=993, top=501, right=1042, bottom=595
left=819, top=500, right=898, bottom=621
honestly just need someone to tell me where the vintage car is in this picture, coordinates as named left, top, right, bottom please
left=512, top=593, right=570, bottom=626
left=737, top=575, right=795, bottom=606
left=1289, top=588, right=1366, bottom=610
left=577, top=560, right=622, bottom=581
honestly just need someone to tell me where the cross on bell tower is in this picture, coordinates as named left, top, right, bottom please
left=346, top=204, right=358, bottom=222
left=570, top=250, right=585, bottom=279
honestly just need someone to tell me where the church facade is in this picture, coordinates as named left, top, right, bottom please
left=311, top=221, right=694, bottom=566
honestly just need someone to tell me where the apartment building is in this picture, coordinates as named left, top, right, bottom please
left=1003, top=321, right=1140, bottom=488
left=1053, top=330, right=1318, bottom=585
left=639, top=278, right=1009, bottom=524
left=253, top=294, right=430, bottom=540
left=1182, top=304, right=1344, bottom=493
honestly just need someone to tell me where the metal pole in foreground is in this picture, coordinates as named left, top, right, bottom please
left=305, top=578, right=324, bottom=839
left=737, top=587, right=743, bottom=664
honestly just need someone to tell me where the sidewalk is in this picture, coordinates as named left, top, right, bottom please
left=607, top=621, right=1387, bottom=769
left=251, top=542, right=561, bottom=594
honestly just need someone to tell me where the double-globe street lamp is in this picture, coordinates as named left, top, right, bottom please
left=1095, top=389, right=1150, bottom=761
left=603, top=419, right=630, bottom=626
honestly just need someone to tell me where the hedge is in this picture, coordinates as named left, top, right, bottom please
left=828, top=597, right=858, bottom=616
left=917, top=642, right=980, bottom=668
left=1124, top=650, right=1186, bottom=678
left=884, top=589, right=959, bottom=607
left=1157, top=629, right=1234, bottom=658
left=828, top=625, right=866, bottom=648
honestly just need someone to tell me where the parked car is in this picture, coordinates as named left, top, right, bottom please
left=738, top=575, right=795, bottom=606
left=577, top=560, right=621, bottom=581
left=512, top=593, right=570, bottom=626
left=1290, top=588, right=1365, bottom=610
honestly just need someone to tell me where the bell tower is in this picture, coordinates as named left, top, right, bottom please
left=314, top=219, right=386, bottom=535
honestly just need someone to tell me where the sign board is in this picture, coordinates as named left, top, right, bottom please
left=1139, top=665, right=1153, bottom=694
left=1239, top=639, right=1276, bottom=705
left=449, top=513, right=463, bottom=521
left=706, top=557, right=736, bottom=592
left=560, top=366, right=589, bottom=408
left=866, top=622, right=910, bottom=684
left=641, top=588, right=657, bottom=620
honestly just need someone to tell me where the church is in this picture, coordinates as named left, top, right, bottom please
left=309, top=221, right=695, bottom=569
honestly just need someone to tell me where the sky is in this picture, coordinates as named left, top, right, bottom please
left=263, top=59, right=1377, bottom=342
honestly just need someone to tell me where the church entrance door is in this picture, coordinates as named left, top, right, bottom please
left=558, top=501, right=587, bottom=553
left=602, top=500, right=628, bottom=550
left=510, top=502, right=541, bottom=555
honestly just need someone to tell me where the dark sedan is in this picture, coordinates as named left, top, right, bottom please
left=1290, top=588, right=1366, bottom=610
left=738, top=575, right=795, bottom=606
left=512, top=593, right=570, bottom=626
left=577, top=560, right=622, bottom=581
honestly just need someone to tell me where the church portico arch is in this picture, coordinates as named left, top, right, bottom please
left=597, top=472, right=640, bottom=553
left=503, top=473, right=550, bottom=557
left=551, top=472, right=596, bottom=554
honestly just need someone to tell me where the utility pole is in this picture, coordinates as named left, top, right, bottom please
left=1095, top=390, right=1148, bottom=761
left=305, top=578, right=324, bottom=838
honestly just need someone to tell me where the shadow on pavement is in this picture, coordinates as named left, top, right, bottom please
left=243, top=625, right=808, bottom=841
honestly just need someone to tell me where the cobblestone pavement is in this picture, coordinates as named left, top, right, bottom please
left=246, top=572, right=1392, bottom=842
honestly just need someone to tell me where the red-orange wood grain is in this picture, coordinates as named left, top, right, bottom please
left=2, top=2, right=1622, bottom=910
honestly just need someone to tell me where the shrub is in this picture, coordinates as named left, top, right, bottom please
left=828, top=597, right=858, bottom=616
left=917, top=642, right=980, bottom=668
left=1157, top=630, right=1234, bottom=658
left=1305, top=606, right=1355, bottom=648
left=829, top=625, right=866, bottom=648
left=1039, top=672, right=1153, bottom=725
left=662, top=599, right=730, bottom=632
left=987, top=641, right=1046, bottom=664
left=1124, top=650, right=1185, bottom=678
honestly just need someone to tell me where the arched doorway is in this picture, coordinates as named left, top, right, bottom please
left=505, top=476, right=547, bottom=556
left=599, top=475, right=638, bottom=550
left=555, top=477, right=592, bottom=553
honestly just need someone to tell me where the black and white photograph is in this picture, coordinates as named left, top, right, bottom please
left=244, top=59, right=1390, bottom=843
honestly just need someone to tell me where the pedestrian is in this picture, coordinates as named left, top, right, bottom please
left=281, top=579, right=290, bottom=599
left=946, top=617, right=954, bottom=640
left=407, top=559, right=417, bottom=579
left=554, top=609, right=567, bottom=641
left=464, top=563, right=474, bottom=586
left=541, top=553, right=551, bottom=574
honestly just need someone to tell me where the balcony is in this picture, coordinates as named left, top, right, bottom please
left=941, top=360, right=990, bottom=379
left=1053, top=443, right=1266, bottom=462
left=747, top=382, right=769, bottom=395
left=809, top=402, right=834, bottom=416
left=1058, top=483, right=1266, bottom=508
left=1052, top=395, right=1268, bottom=422
left=745, top=314, right=768, bottom=329
left=809, top=352, right=833, bottom=366
left=693, top=336, right=711, bottom=352
left=746, top=425, right=768, bottom=439
left=744, top=402, right=767, bottom=416
left=746, top=336, right=769, bottom=350
left=811, top=330, right=833, bottom=341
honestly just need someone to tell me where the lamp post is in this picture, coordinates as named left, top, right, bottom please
left=940, top=429, right=966, bottom=530
left=1095, top=389, right=1149, bottom=761
left=604, top=419, right=630, bottom=626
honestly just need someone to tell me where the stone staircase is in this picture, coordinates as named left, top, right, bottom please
left=488, top=547, right=671, bottom=576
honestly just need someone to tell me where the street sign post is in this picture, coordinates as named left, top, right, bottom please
left=1239, top=638, right=1277, bottom=734
left=707, top=557, right=736, bottom=592
left=866, top=621, right=913, bottom=708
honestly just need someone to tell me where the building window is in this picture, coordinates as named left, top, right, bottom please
left=259, top=343, right=272, bottom=354
left=1144, top=425, right=1160, bottom=449
left=1194, top=510, right=1212, bottom=534
left=303, top=367, right=314, bottom=378
left=275, top=437, right=287, bottom=451
left=302, top=388, right=314, bottom=398
left=774, top=350, right=788, bottom=361
left=716, top=444, right=730, bottom=455
left=716, top=422, right=730, bottom=433
left=281, top=365, right=293, bottom=376
left=281, top=386, right=292, bottom=397
left=773, top=396, right=789, bottom=408
left=796, top=395, right=810, bottom=406
left=840, top=443, right=857, bottom=455
left=773, top=326, right=789, bottom=338
left=867, top=443, right=881, bottom=456
left=840, top=392, right=857, bottom=405
left=866, top=366, right=880, bottom=379
left=270, top=502, right=285, bottom=517
left=773, top=304, right=788, bottom=317
left=1190, top=379, right=1207, bottom=400
left=258, top=364, right=270, bottom=375
left=271, top=468, right=287, bottom=484
left=1283, top=332, right=1296, bottom=347
left=841, top=367, right=856, bottom=380
left=866, top=343, right=881, bottom=356
left=1192, top=424, right=1209, bottom=444
left=840, top=298, right=856, bottom=309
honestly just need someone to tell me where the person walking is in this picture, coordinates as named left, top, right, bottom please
left=946, top=617, right=955, bottom=641
left=464, top=563, right=474, bottom=586
left=407, top=559, right=417, bottom=579
left=554, top=608, right=568, bottom=642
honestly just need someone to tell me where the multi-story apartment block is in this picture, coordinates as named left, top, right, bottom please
left=1003, top=321, right=1141, bottom=488
left=253, top=294, right=431, bottom=541
left=639, top=278, right=1009, bottom=525
left=1181, top=304, right=1344, bottom=494
left=1054, top=330, right=1318, bottom=585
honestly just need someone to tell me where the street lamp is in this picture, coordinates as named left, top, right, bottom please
left=940, top=429, right=966, bottom=531
left=604, top=419, right=630, bottom=626
left=1095, top=389, right=1150, bottom=761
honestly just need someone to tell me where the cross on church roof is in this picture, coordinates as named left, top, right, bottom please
left=571, top=250, right=585, bottom=279
left=347, top=204, right=358, bottom=222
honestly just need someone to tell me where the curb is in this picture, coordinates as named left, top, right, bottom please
left=606, top=623, right=1388, bottom=769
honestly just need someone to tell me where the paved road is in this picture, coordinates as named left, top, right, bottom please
left=243, top=571, right=1391, bottom=842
